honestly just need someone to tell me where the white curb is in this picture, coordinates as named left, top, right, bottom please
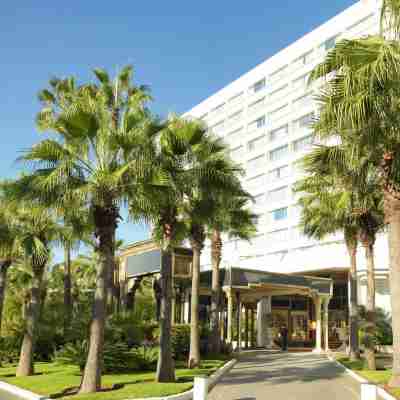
left=327, top=355, right=397, bottom=400
left=128, top=358, right=237, bottom=400
left=0, top=381, right=49, bottom=400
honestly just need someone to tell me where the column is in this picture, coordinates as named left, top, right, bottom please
left=250, top=308, right=255, bottom=348
left=323, top=297, right=331, bottom=352
left=183, top=288, right=190, bottom=324
left=244, top=306, right=249, bottom=349
left=313, top=295, right=322, bottom=353
left=257, top=296, right=273, bottom=348
left=171, top=287, right=176, bottom=325
left=226, top=289, right=234, bottom=344
left=236, top=291, right=242, bottom=352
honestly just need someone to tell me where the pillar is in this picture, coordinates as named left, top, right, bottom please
left=183, top=288, right=190, bottom=324
left=323, top=297, right=331, bottom=352
left=313, top=295, right=322, bottom=353
left=244, top=306, right=249, bottom=349
left=236, top=291, right=242, bottom=352
left=257, top=296, right=273, bottom=348
left=226, top=289, right=234, bottom=344
left=250, top=308, right=255, bottom=348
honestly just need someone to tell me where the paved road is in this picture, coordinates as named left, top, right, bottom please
left=209, top=351, right=378, bottom=400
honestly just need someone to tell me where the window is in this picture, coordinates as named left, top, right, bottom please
left=247, top=174, right=265, bottom=189
left=226, top=127, right=243, bottom=143
left=269, top=85, right=288, bottom=101
left=270, top=145, right=289, bottom=162
left=210, top=120, right=224, bottom=135
left=321, top=36, right=338, bottom=52
left=292, top=73, right=310, bottom=90
left=293, top=113, right=314, bottom=131
left=227, top=110, right=243, bottom=125
left=267, top=229, right=288, bottom=242
left=247, top=135, right=266, bottom=152
left=248, top=97, right=265, bottom=114
left=229, top=91, right=243, bottom=103
left=230, top=145, right=244, bottom=160
left=270, top=125, right=288, bottom=142
left=271, top=207, right=288, bottom=221
left=293, top=51, right=313, bottom=68
left=248, top=115, right=266, bottom=131
left=254, top=193, right=266, bottom=207
left=293, top=135, right=314, bottom=152
left=268, top=186, right=288, bottom=203
left=247, top=154, right=265, bottom=170
left=211, top=102, right=225, bottom=114
left=269, top=104, right=288, bottom=120
left=270, top=65, right=288, bottom=82
left=293, top=93, right=313, bottom=110
left=269, top=165, right=289, bottom=181
left=250, top=78, right=266, bottom=93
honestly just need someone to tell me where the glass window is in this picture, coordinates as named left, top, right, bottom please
left=229, top=91, right=243, bottom=103
left=226, top=127, right=243, bottom=144
left=248, top=115, right=266, bottom=131
left=210, top=120, right=225, bottom=135
left=269, top=104, right=288, bottom=120
left=293, top=51, right=314, bottom=68
left=268, top=165, right=289, bottom=181
left=247, top=135, right=266, bottom=152
left=267, top=229, right=289, bottom=242
left=270, top=124, right=288, bottom=142
left=293, top=135, right=314, bottom=152
left=292, top=73, right=310, bottom=90
left=293, top=93, right=313, bottom=110
left=247, top=154, right=265, bottom=170
left=271, top=207, right=288, bottom=221
left=254, top=193, right=266, bottom=207
left=248, top=97, right=265, bottom=114
left=268, top=186, right=288, bottom=203
left=322, top=36, right=338, bottom=51
left=293, top=113, right=314, bottom=130
left=250, top=78, right=266, bottom=93
left=269, top=85, right=288, bottom=101
left=270, top=145, right=289, bottom=162
left=227, top=110, right=243, bottom=124
left=230, top=145, right=244, bottom=160
left=247, top=174, right=265, bottom=189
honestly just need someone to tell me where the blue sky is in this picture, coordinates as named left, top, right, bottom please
left=1, top=0, right=356, bottom=253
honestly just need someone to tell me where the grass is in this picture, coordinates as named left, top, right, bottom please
left=0, top=357, right=228, bottom=400
left=337, top=356, right=400, bottom=399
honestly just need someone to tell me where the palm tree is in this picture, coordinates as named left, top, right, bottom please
left=208, top=194, right=256, bottom=354
left=0, top=202, right=61, bottom=376
left=9, top=66, right=159, bottom=392
left=298, top=144, right=384, bottom=368
left=181, top=130, right=244, bottom=369
left=0, top=195, right=19, bottom=334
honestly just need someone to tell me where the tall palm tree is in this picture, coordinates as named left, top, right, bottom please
left=9, top=66, right=159, bottom=392
left=208, top=194, right=256, bottom=354
left=181, top=130, right=244, bottom=369
left=299, top=144, right=384, bottom=368
left=0, top=195, right=19, bottom=335
left=0, top=201, right=61, bottom=377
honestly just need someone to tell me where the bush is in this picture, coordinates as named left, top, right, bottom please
left=105, top=313, right=145, bottom=347
left=171, top=325, right=190, bottom=360
left=54, top=340, right=141, bottom=373
left=0, top=336, right=22, bottom=364
left=130, top=346, right=159, bottom=371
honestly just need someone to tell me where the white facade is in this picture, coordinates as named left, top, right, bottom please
left=184, top=0, right=390, bottom=311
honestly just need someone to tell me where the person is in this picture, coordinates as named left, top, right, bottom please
left=280, top=326, right=288, bottom=351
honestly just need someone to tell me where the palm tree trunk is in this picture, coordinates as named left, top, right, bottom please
left=388, top=199, right=400, bottom=387
left=64, top=244, right=72, bottom=338
left=16, top=261, right=46, bottom=377
left=156, top=248, right=175, bottom=382
left=80, top=207, right=116, bottom=393
left=363, top=238, right=376, bottom=370
left=345, top=239, right=360, bottom=361
left=188, top=240, right=201, bottom=368
left=0, top=260, right=11, bottom=335
left=210, top=230, right=222, bottom=354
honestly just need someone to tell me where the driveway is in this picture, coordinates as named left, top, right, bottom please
left=209, top=351, right=379, bottom=400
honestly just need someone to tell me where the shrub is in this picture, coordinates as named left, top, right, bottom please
left=55, top=340, right=141, bottom=373
left=171, top=324, right=190, bottom=360
left=0, top=336, right=21, bottom=364
left=130, top=346, right=159, bottom=371
left=105, top=313, right=145, bottom=346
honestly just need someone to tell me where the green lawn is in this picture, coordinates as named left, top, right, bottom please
left=337, top=356, right=400, bottom=399
left=0, top=358, right=227, bottom=400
